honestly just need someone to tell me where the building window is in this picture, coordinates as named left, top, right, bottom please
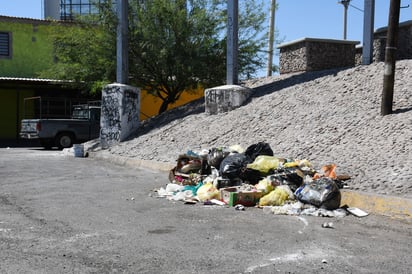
left=0, top=32, right=11, bottom=58
left=60, top=0, right=106, bottom=21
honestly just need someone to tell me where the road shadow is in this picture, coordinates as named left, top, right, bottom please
left=0, top=139, right=42, bottom=148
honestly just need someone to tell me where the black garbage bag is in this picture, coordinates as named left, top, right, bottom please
left=219, top=153, right=251, bottom=181
left=294, top=177, right=341, bottom=210
left=244, top=142, right=274, bottom=161
left=208, top=147, right=230, bottom=168
left=267, top=167, right=304, bottom=192
left=239, top=167, right=263, bottom=184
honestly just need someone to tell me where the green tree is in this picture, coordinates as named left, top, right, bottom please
left=41, top=0, right=269, bottom=114
left=39, top=12, right=117, bottom=97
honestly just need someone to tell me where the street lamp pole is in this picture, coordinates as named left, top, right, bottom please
left=339, top=0, right=351, bottom=40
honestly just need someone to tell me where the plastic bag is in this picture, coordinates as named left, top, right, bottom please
left=239, top=167, right=262, bottom=184
left=258, top=185, right=293, bottom=206
left=267, top=167, right=305, bottom=192
left=244, top=142, right=274, bottom=161
left=246, top=155, right=280, bottom=174
left=255, top=178, right=275, bottom=194
left=197, top=183, right=220, bottom=202
left=219, top=153, right=250, bottom=180
left=313, top=164, right=337, bottom=180
left=183, top=182, right=203, bottom=196
left=207, top=147, right=230, bottom=168
left=294, top=177, right=341, bottom=210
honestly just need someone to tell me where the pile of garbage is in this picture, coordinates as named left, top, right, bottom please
left=157, top=142, right=353, bottom=217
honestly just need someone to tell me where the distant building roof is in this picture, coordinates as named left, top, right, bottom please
left=0, top=77, right=74, bottom=85
left=0, top=15, right=73, bottom=25
left=0, top=15, right=54, bottom=24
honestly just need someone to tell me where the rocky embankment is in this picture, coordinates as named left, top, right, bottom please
left=103, top=60, right=412, bottom=198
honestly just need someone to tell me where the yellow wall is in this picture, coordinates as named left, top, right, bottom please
left=0, top=89, right=35, bottom=139
left=140, top=87, right=204, bottom=120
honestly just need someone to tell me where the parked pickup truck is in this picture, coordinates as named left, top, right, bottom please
left=20, top=104, right=101, bottom=149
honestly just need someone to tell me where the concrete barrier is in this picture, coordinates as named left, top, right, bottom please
left=100, top=83, right=140, bottom=147
left=205, top=85, right=252, bottom=115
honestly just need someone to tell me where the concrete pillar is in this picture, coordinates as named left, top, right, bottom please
left=100, top=83, right=140, bottom=147
left=205, top=85, right=251, bottom=115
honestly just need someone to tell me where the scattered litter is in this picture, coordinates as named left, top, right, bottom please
left=210, top=199, right=226, bottom=206
left=321, top=222, right=334, bottom=228
left=346, top=207, right=369, bottom=217
left=234, top=204, right=245, bottom=211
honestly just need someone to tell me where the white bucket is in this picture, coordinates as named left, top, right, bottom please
left=73, top=144, right=84, bottom=157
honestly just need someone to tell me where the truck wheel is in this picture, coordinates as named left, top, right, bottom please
left=55, top=133, right=74, bottom=149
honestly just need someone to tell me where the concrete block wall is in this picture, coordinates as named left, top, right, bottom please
left=205, top=85, right=252, bottom=115
left=373, top=20, right=412, bottom=62
left=278, top=38, right=359, bottom=74
left=100, top=83, right=140, bottom=147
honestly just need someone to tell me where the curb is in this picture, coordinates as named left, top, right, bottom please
left=340, top=190, right=412, bottom=220
left=90, top=151, right=412, bottom=220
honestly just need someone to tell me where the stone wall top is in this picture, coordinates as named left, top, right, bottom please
left=278, top=37, right=359, bottom=49
left=374, top=20, right=412, bottom=34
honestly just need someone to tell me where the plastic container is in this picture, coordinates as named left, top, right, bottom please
left=73, top=144, right=84, bottom=157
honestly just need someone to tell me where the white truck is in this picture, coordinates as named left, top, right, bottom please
left=20, top=100, right=101, bottom=149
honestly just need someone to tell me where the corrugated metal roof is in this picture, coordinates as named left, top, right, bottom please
left=0, top=77, right=74, bottom=84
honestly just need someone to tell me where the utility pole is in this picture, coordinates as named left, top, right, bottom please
left=339, top=0, right=351, bottom=40
left=362, top=0, right=375, bottom=65
left=266, top=0, right=276, bottom=77
left=227, top=0, right=239, bottom=85
left=381, top=0, right=401, bottom=115
left=116, top=0, right=129, bottom=84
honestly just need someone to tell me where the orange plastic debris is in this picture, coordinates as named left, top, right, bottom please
left=313, top=164, right=337, bottom=180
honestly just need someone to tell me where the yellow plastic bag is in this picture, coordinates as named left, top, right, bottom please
left=255, top=178, right=274, bottom=194
left=283, top=159, right=313, bottom=168
left=247, top=155, right=279, bottom=174
left=259, top=186, right=292, bottom=206
left=197, top=183, right=220, bottom=202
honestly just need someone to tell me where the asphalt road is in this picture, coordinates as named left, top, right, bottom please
left=0, top=147, right=411, bottom=274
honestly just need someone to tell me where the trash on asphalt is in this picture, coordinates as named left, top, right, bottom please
left=156, top=142, right=364, bottom=218
left=346, top=207, right=369, bottom=217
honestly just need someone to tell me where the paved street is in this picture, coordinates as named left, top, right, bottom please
left=0, top=147, right=411, bottom=274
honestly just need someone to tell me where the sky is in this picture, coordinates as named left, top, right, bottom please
left=1, top=0, right=411, bottom=76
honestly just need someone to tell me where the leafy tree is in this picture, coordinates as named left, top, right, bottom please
left=40, top=0, right=269, bottom=114
left=39, top=12, right=117, bottom=97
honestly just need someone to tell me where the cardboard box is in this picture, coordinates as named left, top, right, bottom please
left=220, top=187, right=238, bottom=204
left=220, top=187, right=263, bottom=207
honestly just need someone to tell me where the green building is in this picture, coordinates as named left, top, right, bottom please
left=0, top=16, right=81, bottom=141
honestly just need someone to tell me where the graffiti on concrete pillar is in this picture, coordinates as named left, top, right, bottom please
left=120, top=88, right=140, bottom=141
left=101, top=85, right=122, bottom=145
left=100, top=84, right=140, bottom=147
